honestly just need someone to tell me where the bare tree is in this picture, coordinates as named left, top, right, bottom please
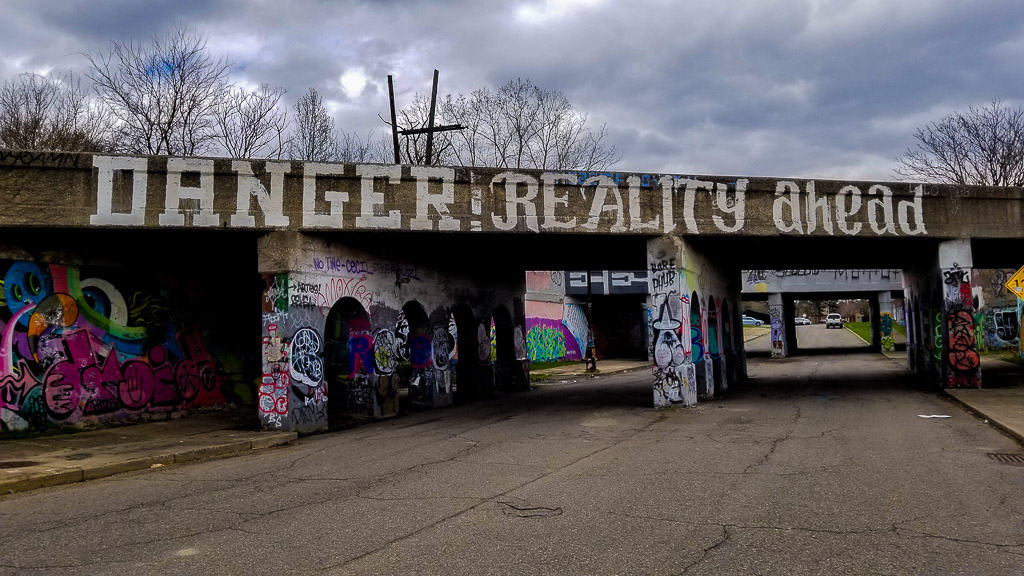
left=213, top=84, right=288, bottom=159
left=86, top=26, right=231, bottom=155
left=0, top=72, right=111, bottom=151
left=895, top=100, right=1024, bottom=187
left=287, top=88, right=340, bottom=162
left=389, top=77, right=618, bottom=170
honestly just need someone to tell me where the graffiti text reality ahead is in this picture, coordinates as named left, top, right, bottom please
left=88, top=155, right=927, bottom=236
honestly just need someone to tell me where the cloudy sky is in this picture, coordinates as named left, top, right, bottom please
left=2, top=0, right=1023, bottom=180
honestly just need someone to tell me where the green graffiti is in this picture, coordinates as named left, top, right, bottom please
left=526, top=326, right=567, bottom=362
left=932, top=312, right=943, bottom=362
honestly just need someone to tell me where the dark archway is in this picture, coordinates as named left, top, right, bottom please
left=452, top=304, right=478, bottom=403
left=325, top=297, right=374, bottom=421
left=399, top=300, right=432, bottom=408
left=690, top=291, right=709, bottom=397
left=493, top=305, right=526, bottom=391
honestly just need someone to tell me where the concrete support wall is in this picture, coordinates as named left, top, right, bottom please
left=258, top=232, right=527, bottom=432
left=904, top=240, right=985, bottom=388
left=768, top=293, right=789, bottom=358
left=647, top=236, right=739, bottom=407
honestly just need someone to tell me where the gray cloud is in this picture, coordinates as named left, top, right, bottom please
left=2, top=0, right=1023, bottom=180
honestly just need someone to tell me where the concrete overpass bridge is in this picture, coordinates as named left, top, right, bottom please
left=0, top=150, right=1022, bottom=433
left=742, top=269, right=906, bottom=355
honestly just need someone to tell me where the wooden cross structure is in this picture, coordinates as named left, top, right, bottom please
left=388, top=69, right=464, bottom=165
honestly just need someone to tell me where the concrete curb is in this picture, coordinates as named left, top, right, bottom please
left=0, top=432, right=297, bottom=496
left=942, top=391, right=1024, bottom=446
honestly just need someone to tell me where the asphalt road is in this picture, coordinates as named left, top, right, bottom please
left=746, top=322, right=870, bottom=354
left=2, top=353, right=1023, bottom=575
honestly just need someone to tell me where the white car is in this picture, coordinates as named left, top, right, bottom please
left=794, top=317, right=811, bottom=325
left=825, top=313, right=844, bottom=329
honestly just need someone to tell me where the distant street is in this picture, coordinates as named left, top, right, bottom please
left=746, top=322, right=870, bottom=354
left=1, top=352, right=1022, bottom=575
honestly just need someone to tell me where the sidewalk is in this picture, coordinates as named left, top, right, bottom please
left=0, top=409, right=296, bottom=496
left=530, top=358, right=649, bottom=382
left=943, top=357, right=1024, bottom=446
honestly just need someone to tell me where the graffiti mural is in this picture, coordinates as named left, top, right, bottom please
left=880, top=312, right=895, bottom=352
left=0, top=260, right=225, bottom=433
left=941, top=264, right=981, bottom=388
left=769, top=305, right=785, bottom=358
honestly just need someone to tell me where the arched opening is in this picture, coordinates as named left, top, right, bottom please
left=707, top=296, right=722, bottom=394
left=324, top=297, right=374, bottom=421
left=399, top=300, right=433, bottom=408
left=721, top=299, right=735, bottom=390
left=452, top=304, right=477, bottom=403
left=493, top=305, right=525, bottom=391
left=690, top=291, right=710, bottom=397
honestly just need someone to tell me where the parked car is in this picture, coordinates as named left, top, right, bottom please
left=825, top=313, right=844, bottom=329
left=794, top=317, right=812, bottom=325
left=742, top=315, right=763, bottom=326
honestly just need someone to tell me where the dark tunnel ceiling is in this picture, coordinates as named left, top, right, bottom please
left=22, top=229, right=1024, bottom=273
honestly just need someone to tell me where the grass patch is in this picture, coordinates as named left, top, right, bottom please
left=981, top=349, right=1024, bottom=365
left=529, top=359, right=583, bottom=371
left=844, top=321, right=872, bottom=343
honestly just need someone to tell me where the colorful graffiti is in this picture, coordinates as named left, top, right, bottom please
left=525, top=323, right=567, bottom=362
left=0, top=261, right=224, bottom=432
left=980, top=306, right=1019, bottom=350
left=769, top=305, right=785, bottom=357
left=880, top=312, right=894, bottom=352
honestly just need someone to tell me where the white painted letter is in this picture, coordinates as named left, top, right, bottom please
left=712, top=180, right=746, bottom=233
left=659, top=175, right=677, bottom=234
left=804, top=180, right=832, bottom=235
left=160, top=158, right=218, bottom=227
left=91, top=155, right=148, bottom=226
left=772, top=181, right=803, bottom=234
left=355, top=164, right=402, bottom=229
left=230, top=161, right=290, bottom=227
left=835, top=185, right=863, bottom=235
left=678, top=178, right=713, bottom=234
left=302, top=162, right=348, bottom=229
left=581, top=175, right=625, bottom=232
left=867, top=185, right=896, bottom=235
left=627, top=176, right=660, bottom=232
left=490, top=172, right=539, bottom=232
left=541, top=173, right=577, bottom=230
left=898, top=184, right=927, bottom=235
left=410, top=166, right=460, bottom=231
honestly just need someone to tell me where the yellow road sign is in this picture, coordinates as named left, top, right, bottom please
left=1005, top=265, right=1024, bottom=302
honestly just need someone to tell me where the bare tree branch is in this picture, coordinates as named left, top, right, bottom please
left=895, top=100, right=1024, bottom=187
left=213, top=84, right=288, bottom=159
left=86, top=26, right=230, bottom=156
left=0, top=72, right=112, bottom=151
left=387, top=77, right=618, bottom=170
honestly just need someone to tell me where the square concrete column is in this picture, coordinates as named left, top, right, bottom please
left=878, top=290, right=895, bottom=352
left=647, top=236, right=733, bottom=406
left=938, top=239, right=981, bottom=388
left=768, top=292, right=789, bottom=358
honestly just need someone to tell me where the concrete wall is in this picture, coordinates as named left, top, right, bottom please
left=524, top=272, right=586, bottom=363
left=743, top=269, right=903, bottom=294
left=258, top=232, right=527, bottom=432
left=4, top=151, right=1022, bottom=240
left=972, top=268, right=1022, bottom=354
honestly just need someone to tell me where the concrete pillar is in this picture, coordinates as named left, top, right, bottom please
left=938, top=239, right=982, bottom=388
left=878, top=290, right=895, bottom=352
left=647, top=236, right=732, bottom=407
left=768, top=293, right=789, bottom=358
left=782, top=296, right=798, bottom=354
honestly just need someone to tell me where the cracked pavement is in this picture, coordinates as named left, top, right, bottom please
left=0, top=351, right=1022, bottom=575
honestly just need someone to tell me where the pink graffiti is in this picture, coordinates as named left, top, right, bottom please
left=42, top=328, right=217, bottom=420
